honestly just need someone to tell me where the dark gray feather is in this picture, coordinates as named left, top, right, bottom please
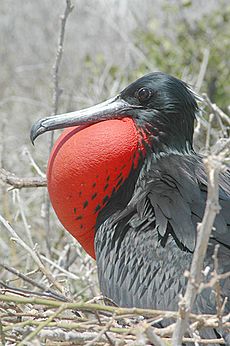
left=95, top=152, right=230, bottom=345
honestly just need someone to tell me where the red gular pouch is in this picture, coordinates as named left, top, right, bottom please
left=47, top=117, right=147, bottom=259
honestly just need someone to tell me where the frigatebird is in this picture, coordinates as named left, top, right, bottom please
left=31, top=72, right=230, bottom=344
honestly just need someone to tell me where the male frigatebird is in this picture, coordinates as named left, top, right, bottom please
left=31, top=72, right=230, bottom=344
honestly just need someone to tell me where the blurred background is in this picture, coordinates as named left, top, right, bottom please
left=0, top=0, right=229, bottom=301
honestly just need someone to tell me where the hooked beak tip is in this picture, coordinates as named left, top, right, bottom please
left=30, top=120, right=46, bottom=145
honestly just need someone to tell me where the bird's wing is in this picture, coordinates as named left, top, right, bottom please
left=115, top=153, right=230, bottom=253
left=149, top=153, right=230, bottom=252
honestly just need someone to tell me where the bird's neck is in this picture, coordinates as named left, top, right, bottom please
left=137, top=110, right=195, bottom=155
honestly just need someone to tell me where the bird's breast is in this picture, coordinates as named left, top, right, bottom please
left=47, top=117, right=147, bottom=258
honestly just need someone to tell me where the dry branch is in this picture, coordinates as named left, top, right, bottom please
left=52, top=0, right=74, bottom=118
left=195, top=48, right=210, bottom=92
left=0, top=168, right=46, bottom=189
left=145, top=325, right=167, bottom=346
left=45, top=0, right=74, bottom=249
left=172, top=154, right=225, bottom=345
left=39, top=329, right=110, bottom=344
left=0, top=263, right=67, bottom=301
left=203, top=93, right=230, bottom=126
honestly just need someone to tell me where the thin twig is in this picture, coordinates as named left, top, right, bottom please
left=0, top=281, right=66, bottom=301
left=213, top=138, right=230, bottom=155
left=15, top=190, right=34, bottom=248
left=205, top=113, right=214, bottom=152
left=203, top=93, right=230, bottom=126
left=45, top=0, right=74, bottom=251
left=1, top=263, right=46, bottom=291
left=0, top=263, right=67, bottom=301
left=85, top=314, right=115, bottom=346
left=172, top=154, right=223, bottom=345
left=195, top=48, right=209, bottom=92
left=40, top=254, right=79, bottom=280
left=22, top=147, right=46, bottom=178
left=52, top=0, right=74, bottom=120
left=0, top=214, right=65, bottom=294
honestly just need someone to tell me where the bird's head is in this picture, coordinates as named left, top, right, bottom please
left=31, top=72, right=200, bottom=152
left=119, top=72, right=200, bottom=153
left=31, top=72, right=200, bottom=258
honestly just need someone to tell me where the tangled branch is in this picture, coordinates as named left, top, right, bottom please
left=0, top=293, right=229, bottom=345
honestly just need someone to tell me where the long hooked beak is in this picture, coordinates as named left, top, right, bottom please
left=30, top=96, right=141, bottom=144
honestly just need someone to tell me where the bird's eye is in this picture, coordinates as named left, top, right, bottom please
left=136, top=87, right=152, bottom=102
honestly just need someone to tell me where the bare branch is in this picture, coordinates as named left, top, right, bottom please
left=0, top=168, right=46, bottom=189
left=195, top=48, right=209, bottom=92
left=15, top=190, right=34, bottom=247
left=37, top=329, right=110, bottom=344
left=45, top=0, right=74, bottom=251
left=22, top=147, right=46, bottom=178
left=52, top=0, right=74, bottom=118
left=212, top=138, right=230, bottom=156
left=203, top=93, right=230, bottom=127
left=145, top=325, right=167, bottom=346
left=172, top=154, right=223, bottom=345
left=205, top=113, right=214, bottom=151
left=0, top=263, right=67, bottom=302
